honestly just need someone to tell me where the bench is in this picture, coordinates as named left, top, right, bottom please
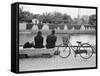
left=19, top=47, right=56, bottom=57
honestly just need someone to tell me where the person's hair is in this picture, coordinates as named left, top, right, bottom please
left=51, top=30, right=55, bottom=35
left=37, top=31, right=42, bottom=36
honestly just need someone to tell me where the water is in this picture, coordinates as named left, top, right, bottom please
left=19, top=33, right=96, bottom=46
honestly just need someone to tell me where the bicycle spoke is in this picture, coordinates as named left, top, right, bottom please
left=59, top=47, right=71, bottom=58
left=79, top=43, right=93, bottom=59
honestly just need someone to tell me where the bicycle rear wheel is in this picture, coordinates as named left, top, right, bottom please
left=79, top=43, right=93, bottom=59
left=57, top=44, right=71, bottom=58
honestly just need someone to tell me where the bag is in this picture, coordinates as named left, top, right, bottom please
left=23, top=42, right=34, bottom=48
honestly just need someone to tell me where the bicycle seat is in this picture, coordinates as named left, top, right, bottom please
left=76, top=41, right=81, bottom=44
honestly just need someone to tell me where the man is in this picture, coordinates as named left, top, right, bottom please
left=34, top=31, right=44, bottom=48
left=46, top=30, right=57, bottom=49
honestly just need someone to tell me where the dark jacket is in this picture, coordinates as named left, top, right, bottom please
left=34, top=35, right=44, bottom=48
left=46, top=34, right=57, bottom=49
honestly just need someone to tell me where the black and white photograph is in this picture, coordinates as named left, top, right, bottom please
left=18, top=3, right=97, bottom=72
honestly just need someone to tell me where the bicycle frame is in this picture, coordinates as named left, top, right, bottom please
left=68, top=42, right=81, bottom=52
left=59, top=39, right=94, bottom=59
left=67, top=41, right=90, bottom=51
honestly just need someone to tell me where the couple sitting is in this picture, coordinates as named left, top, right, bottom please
left=23, top=30, right=57, bottom=49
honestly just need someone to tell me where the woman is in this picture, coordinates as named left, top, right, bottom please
left=34, top=31, right=44, bottom=48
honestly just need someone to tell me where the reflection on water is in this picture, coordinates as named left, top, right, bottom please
left=19, top=34, right=96, bottom=46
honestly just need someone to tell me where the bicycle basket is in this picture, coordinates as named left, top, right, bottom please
left=62, top=35, right=70, bottom=46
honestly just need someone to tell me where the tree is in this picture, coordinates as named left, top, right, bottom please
left=81, top=15, right=89, bottom=24
left=89, top=15, right=96, bottom=25
left=63, top=14, right=72, bottom=24
left=19, top=6, right=34, bottom=22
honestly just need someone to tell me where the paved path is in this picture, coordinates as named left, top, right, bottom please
left=19, top=53, right=96, bottom=71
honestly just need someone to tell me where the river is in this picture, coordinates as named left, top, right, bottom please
left=19, top=33, right=96, bottom=46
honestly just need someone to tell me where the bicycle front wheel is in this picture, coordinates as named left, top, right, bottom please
left=79, top=43, right=93, bottom=59
left=57, top=44, right=71, bottom=58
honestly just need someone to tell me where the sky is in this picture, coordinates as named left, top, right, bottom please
left=19, top=4, right=96, bottom=19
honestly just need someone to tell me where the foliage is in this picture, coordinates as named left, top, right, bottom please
left=19, top=7, right=72, bottom=24
left=19, top=6, right=96, bottom=30
left=88, top=15, right=96, bottom=25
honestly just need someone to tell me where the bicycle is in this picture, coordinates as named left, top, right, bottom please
left=57, top=36, right=94, bottom=59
